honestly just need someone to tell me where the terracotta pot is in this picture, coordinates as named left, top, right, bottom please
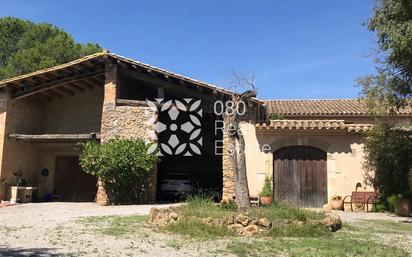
left=396, top=198, right=412, bottom=216
left=331, top=199, right=343, bottom=210
left=260, top=196, right=273, bottom=205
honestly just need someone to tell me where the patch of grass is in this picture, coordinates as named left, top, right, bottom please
left=269, top=222, right=331, bottom=238
left=361, top=220, right=412, bottom=234
left=180, top=196, right=233, bottom=219
left=227, top=236, right=408, bottom=257
left=165, top=219, right=233, bottom=240
left=166, top=239, right=183, bottom=249
left=78, top=215, right=147, bottom=236
left=248, top=202, right=325, bottom=221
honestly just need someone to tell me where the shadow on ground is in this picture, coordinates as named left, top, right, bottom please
left=0, top=248, right=73, bottom=257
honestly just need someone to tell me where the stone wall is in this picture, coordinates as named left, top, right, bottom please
left=97, top=62, right=158, bottom=204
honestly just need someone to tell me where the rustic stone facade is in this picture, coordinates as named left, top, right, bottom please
left=96, top=62, right=158, bottom=205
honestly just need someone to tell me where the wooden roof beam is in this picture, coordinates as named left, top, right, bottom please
left=11, top=70, right=104, bottom=100
left=43, top=89, right=63, bottom=98
left=118, top=66, right=217, bottom=104
left=67, top=82, right=86, bottom=92
left=54, top=86, right=75, bottom=96
left=81, top=80, right=95, bottom=90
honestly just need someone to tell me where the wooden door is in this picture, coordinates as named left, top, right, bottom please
left=55, top=156, right=97, bottom=202
left=273, top=146, right=327, bottom=208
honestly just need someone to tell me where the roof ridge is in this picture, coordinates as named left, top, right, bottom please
left=263, top=98, right=361, bottom=101
left=0, top=51, right=107, bottom=86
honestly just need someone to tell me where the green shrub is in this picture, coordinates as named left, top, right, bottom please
left=363, top=124, right=412, bottom=201
left=387, top=195, right=401, bottom=212
left=259, top=176, right=273, bottom=197
left=373, top=202, right=389, bottom=212
left=79, top=138, right=157, bottom=204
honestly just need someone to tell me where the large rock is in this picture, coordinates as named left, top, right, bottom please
left=236, top=213, right=250, bottom=226
left=149, top=207, right=179, bottom=226
left=228, top=223, right=244, bottom=234
left=257, top=218, right=271, bottom=228
left=321, top=214, right=342, bottom=232
left=243, top=224, right=259, bottom=236
left=226, top=215, right=235, bottom=225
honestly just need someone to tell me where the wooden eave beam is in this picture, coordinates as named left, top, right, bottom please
left=68, top=82, right=86, bottom=92
left=117, top=65, right=217, bottom=104
left=44, top=89, right=63, bottom=98
left=8, top=133, right=101, bottom=143
left=11, top=70, right=104, bottom=100
left=54, top=86, right=75, bottom=96
left=82, top=80, right=96, bottom=90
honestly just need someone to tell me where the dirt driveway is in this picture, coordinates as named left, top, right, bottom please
left=0, top=202, right=195, bottom=257
left=0, top=203, right=411, bottom=256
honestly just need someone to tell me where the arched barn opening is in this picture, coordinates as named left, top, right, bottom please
left=273, top=146, right=327, bottom=208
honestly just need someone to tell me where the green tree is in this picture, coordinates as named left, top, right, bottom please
left=363, top=124, right=412, bottom=201
left=79, top=138, right=157, bottom=204
left=0, top=17, right=101, bottom=80
left=357, top=0, right=412, bottom=114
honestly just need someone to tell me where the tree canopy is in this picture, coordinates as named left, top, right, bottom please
left=357, top=0, right=412, bottom=113
left=0, top=17, right=101, bottom=80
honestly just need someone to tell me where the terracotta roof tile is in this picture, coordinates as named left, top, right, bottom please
left=255, top=120, right=373, bottom=132
left=264, top=99, right=411, bottom=116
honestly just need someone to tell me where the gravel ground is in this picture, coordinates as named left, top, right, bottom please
left=332, top=210, right=412, bottom=223
left=0, top=203, right=411, bottom=257
left=0, top=202, right=226, bottom=257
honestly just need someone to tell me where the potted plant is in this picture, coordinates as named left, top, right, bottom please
left=330, top=194, right=343, bottom=210
left=259, top=176, right=273, bottom=205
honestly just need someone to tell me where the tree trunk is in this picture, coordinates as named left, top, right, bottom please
left=232, top=130, right=250, bottom=209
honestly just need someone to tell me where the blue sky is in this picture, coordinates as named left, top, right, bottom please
left=0, top=0, right=377, bottom=99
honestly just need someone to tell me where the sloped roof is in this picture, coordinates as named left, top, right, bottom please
left=256, top=119, right=373, bottom=133
left=0, top=51, right=239, bottom=98
left=264, top=99, right=412, bottom=116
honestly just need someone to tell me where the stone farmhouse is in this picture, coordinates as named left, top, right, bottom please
left=0, top=51, right=410, bottom=207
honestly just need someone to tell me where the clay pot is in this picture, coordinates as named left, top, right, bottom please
left=331, top=199, right=343, bottom=210
left=396, top=198, right=412, bottom=216
left=260, top=196, right=273, bottom=206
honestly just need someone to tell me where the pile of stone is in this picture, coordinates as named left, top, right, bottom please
left=149, top=207, right=342, bottom=236
left=226, top=213, right=272, bottom=236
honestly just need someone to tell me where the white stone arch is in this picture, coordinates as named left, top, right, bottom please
left=269, top=136, right=330, bottom=153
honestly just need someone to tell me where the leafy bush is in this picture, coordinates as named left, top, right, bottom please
left=259, top=176, right=273, bottom=197
left=373, top=202, right=389, bottom=212
left=79, top=138, right=157, bottom=204
left=363, top=124, right=412, bottom=201
left=387, top=195, right=401, bottom=213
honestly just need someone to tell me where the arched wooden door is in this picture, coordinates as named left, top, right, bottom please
left=273, top=146, right=327, bottom=208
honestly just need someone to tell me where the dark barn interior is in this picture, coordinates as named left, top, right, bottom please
left=117, top=67, right=223, bottom=201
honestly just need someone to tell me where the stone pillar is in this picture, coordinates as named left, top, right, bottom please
left=100, top=61, right=118, bottom=142
left=0, top=88, right=10, bottom=201
left=95, top=61, right=118, bottom=205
